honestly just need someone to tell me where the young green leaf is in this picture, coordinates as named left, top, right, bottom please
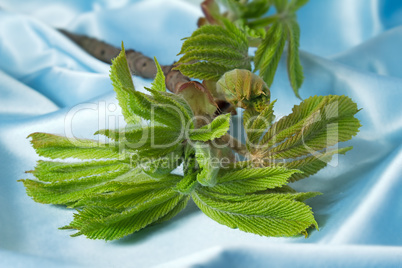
left=151, top=57, right=166, bottom=92
left=20, top=168, right=132, bottom=206
left=25, top=165, right=189, bottom=241
left=243, top=100, right=276, bottom=149
left=145, top=88, right=194, bottom=128
left=153, top=195, right=190, bottom=224
left=178, top=48, right=247, bottom=68
left=69, top=193, right=186, bottom=240
left=286, top=19, right=304, bottom=99
left=176, top=62, right=234, bottom=81
left=28, top=133, right=120, bottom=160
left=97, top=125, right=183, bottom=148
left=176, top=20, right=250, bottom=81
left=197, top=186, right=321, bottom=203
left=192, top=187, right=318, bottom=237
left=179, top=25, right=244, bottom=53
left=189, top=113, right=231, bottom=141
left=254, top=22, right=286, bottom=87
left=194, top=143, right=220, bottom=187
left=112, top=52, right=192, bottom=129
left=289, top=0, right=309, bottom=12
left=130, top=91, right=186, bottom=129
left=27, top=159, right=127, bottom=182
left=242, top=0, right=271, bottom=19
left=174, top=171, right=198, bottom=194
left=210, top=166, right=301, bottom=195
left=110, top=43, right=141, bottom=125
left=273, top=0, right=288, bottom=12
left=141, top=147, right=185, bottom=176
left=247, top=95, right=361, bottom=180
left=76, top=181, right=181, bottom=210
left=259, top=95, right=361, bottom=158
left=281, top=147, right=353, bottom=182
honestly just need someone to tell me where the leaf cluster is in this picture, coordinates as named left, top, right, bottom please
left=243, top=93, right=361, bottom=182
left=178, top=0, right=308, bottom=98
left=20, top=47, right=233, bottom=240
left=20, top=29, right=361, bottom=240
left=175, top=19, right=251, bottom=81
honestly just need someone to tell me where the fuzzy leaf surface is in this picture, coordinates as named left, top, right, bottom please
left=259, top=95, right=361, bottom=159
left=286, top=19, right=304, bottom=98
left=195, top=143, right=220, bottom=187
left=247, top=95, right=361, bottom=180
left=110, top=43, right=141, bottom=125
left=176, top=20, right=250, bottom=81
left=151, top=57, right=166, bottom=92
left=210, top=166, right=301, bottom=195
left=189, top=113, right=231, bottom=141
left=254, top=22, right=286, bottom=87
left=243, top=100, right=276, bottom=149
left=68, top=192, right=187, bottom=240
left=28, top=133, right=120, bottom=160
left=192, top=187, right=318, bottom=237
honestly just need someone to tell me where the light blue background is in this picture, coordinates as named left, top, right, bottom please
left=0, top=0, right=401, bottom=267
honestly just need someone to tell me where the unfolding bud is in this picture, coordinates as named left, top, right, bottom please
left=216, top=69, right=270, bottom=112
left=177, top=81, right=218, bottom=118
left=202, top=80, right=237, bottom=115
left=200, top=0, right=221, bottom=25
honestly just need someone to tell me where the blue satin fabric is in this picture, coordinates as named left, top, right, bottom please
left=0, top=0, right=402, bottom=267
